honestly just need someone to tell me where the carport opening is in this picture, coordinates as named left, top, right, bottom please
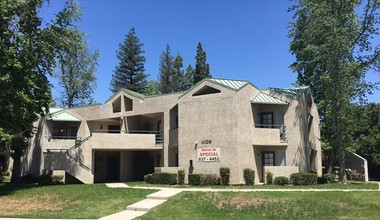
left=94, top=150, right=156, bottom=183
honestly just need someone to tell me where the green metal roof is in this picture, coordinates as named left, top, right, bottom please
left=209, top=78, right=249, bottom=90
left=269, top=86, right=309, bottom=99
left=251, top=92, right=288, bottom=105
left=47, top=110, right=81, bottom=122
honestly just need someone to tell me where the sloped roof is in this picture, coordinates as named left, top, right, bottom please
left=269, top=86, right=309, bottom=99
left=251, top=92, right=288, bottom=105
left=209, top=78, right=249, bottom=90
left=47, top=110, right=81, bottom=122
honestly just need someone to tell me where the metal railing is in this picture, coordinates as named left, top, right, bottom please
left=253, top=124, right=287, bottom=142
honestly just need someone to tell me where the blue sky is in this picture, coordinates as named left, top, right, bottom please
left=43, top=1, right=380, bottom=104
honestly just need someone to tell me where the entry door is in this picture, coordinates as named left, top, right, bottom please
left=106, top=156, right=120, bottom=182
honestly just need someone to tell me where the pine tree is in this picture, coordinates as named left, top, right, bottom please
left=158, top=45, right=174, bottom=94
left=110, top=27, right=148, bottom=94
left=183, top=64, right=195, bottom=90
left=194, top=42, right=211, bottom=84
left=172, top=53, right=184, bottom=92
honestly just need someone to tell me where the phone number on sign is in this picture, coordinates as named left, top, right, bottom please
left=198, top=156, right=220, bottom=162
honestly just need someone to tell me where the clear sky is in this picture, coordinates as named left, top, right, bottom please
left=43, top=1, right=380, bottom=104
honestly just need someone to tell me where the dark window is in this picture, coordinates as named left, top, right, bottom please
left=260, top=112, right=274, bottom=128
left=262, top=152, right=275, bottom=166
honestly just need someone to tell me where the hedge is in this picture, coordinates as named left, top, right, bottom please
left=178, top=170, right=185, bottom=185
left=188, top=174, right=202, bottom=186
left=201, top=174, right=219, bottom=185
left=243, top=168, right=255, bottom=185
left=150, top=172, right=177, bottom=185
left=290, top=172, right=317, bottom=185
left=274, top=176, right=289, bottom=186
left=219, top=167, right=230, bottom=185
left=266, top=172, right=273, bottom=185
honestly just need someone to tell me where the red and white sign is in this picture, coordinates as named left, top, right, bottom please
left=198, top=147, right=220, bottom=162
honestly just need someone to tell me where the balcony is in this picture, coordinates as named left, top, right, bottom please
left=90, top=129, right=163, bottom=150
left=252, top=124, right=287, bottom=146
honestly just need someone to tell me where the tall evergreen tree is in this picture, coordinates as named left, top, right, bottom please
left=194, top=42, right=211, bottom=84
left=183, top=64, right=195, bottom=90
left=158, top=45, right=174, bottom=94
left=289, top=0, right=380, bottom=182
left=110, top=27, right=148, bottom=94
left=57, top=30, right=99, bottom=108
left=0, top=0, right=81, bottom=182
left=172, top=53, right=184, bottom=92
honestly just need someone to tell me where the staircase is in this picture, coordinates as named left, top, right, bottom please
left=44, top=134, right=94, bottom=184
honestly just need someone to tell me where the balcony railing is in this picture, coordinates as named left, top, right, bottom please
left=253, top=124, right=286, bottom=142
left=92, top=129, right=162, bottom=144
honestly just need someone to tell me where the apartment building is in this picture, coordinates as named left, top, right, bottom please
left=19, top=78, right=322, bottom=184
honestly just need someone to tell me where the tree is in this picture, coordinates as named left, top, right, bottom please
left=0, top=0, right=81, bottom=182
left=194, top=42, right=211, bottom=84
left=110, top=27, right=148, bottom=94
left=158, top=45, right=174, bottom=94
left=289, top=0, right=380, bottom=182
left=172, top=53, right=184, bottom=92
left=183, top=64, right=195, bottom=90
left=56, top=30, right=99, bottom=108
left=146, top=80, right=159, bottom=96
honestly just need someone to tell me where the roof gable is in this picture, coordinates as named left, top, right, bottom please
left=47, top=110, right=81, bottom=122
left=251, top=92, right=288, bottom=105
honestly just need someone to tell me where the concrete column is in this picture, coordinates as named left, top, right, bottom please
left=163, top=112, right=169, bottom=167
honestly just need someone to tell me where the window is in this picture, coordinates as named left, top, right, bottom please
left=276, top=151, right=286, bottom=166
left=260, top=112, right=274, bottom=128
left=262, top=152, right=275, bottom=166
left=124, top=96, right=133, bottom=111
left=112, top=96, right=121, bottom=113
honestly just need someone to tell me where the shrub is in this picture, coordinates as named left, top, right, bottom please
left=290, top=172, right=317, bottom=185
left=274, top=176, right=289, bottom=186
left=151, top=172, right=177, bottom=185
left=323, top=173, right=335, bottom=183
left=266, top=172, right=273, bottom=185
left=144, top=174, right=153, bottom=184
left=219, top=167, right=230, bottom=185
left=188, top=174, right=202, bottom=186
left=21, top=174, right=37, bottom=183
left=201, top=174, right=219, bottom=185
left=51, top=175, right=64, bottom=184
left=178, top=170, right=185, bottom=185
left=243, top=168, right=255, bottom=185
left=0, top=173, right=3, bottom=183
left=37, top=174, right=52, bottom=185
left=346, top=168, right=361, bottom=181
left=317, top=176, right=328, bottom=184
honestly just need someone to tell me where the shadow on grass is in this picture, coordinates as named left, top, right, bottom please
left=0, top=183, right=38, bottom=196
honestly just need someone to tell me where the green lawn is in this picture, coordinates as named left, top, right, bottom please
left=141, top=191, right=380, bottom=220
left=0, top=183, right=156, bottom=219
left=127, top=181, right=379, bottom=190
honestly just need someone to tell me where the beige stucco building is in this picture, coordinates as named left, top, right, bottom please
left=19, top=78, right=322, bottom=184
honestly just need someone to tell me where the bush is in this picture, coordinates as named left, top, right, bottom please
left=0, top=173, right=3, bottom=183
left=346, top=168, right=361, bottom=181
left=37, top=174, right=52, bottom=185
left=51, top=175, right=64, bottom=184
left=290, top=172, right=317, bottom=185
left=317, top=176, right=328, bottom=184
left=188, top=174, right=202, bottom=186
left=274, top=176, right=289, bottom=186
left=243, top=168, right=255, bottom=185
left=21, top=174, right=37, bottom=183
left=178, top=170, right=185, bottom=185
left=266, top=172, right=273, bottom=185
left=219, top=167, right=230, bottom=185
left=323, top=173, right=335, bottom=183
left=201, top=174, right=219, bottom=185
left=144, top=174, right=152, bottom=184
left=151, top=172, right=177, bottom=185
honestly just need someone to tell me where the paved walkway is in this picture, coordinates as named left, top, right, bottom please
left=1, top=181, right=379, bottom=220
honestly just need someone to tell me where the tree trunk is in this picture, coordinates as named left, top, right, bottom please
left=338, top=144, right=347, bottom=183
left=10, top=156, right=21, bottom=183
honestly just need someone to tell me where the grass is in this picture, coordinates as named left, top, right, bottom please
left=141, top=191, right=380, bottom=219
left=126, top=181, right=379, bottom=190
left=0, top=183, right=156, bottom=219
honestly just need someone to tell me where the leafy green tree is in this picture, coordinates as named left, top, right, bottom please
left=194, top=42, right=211, bottom=84
left=56, top=30, right=99, bottom=108
left=172, top=53, right=184, bottom=92
left=353, top=103, right=380, bottom=169
left=146, top=80, right=159, bottom=96
left=110, top=27, right=148, bottom=94
left=289, top=0, right=380, bottom=182
left=158, top=45, right=174, bottom=94
left=0, top=0, right=81, bottom=182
